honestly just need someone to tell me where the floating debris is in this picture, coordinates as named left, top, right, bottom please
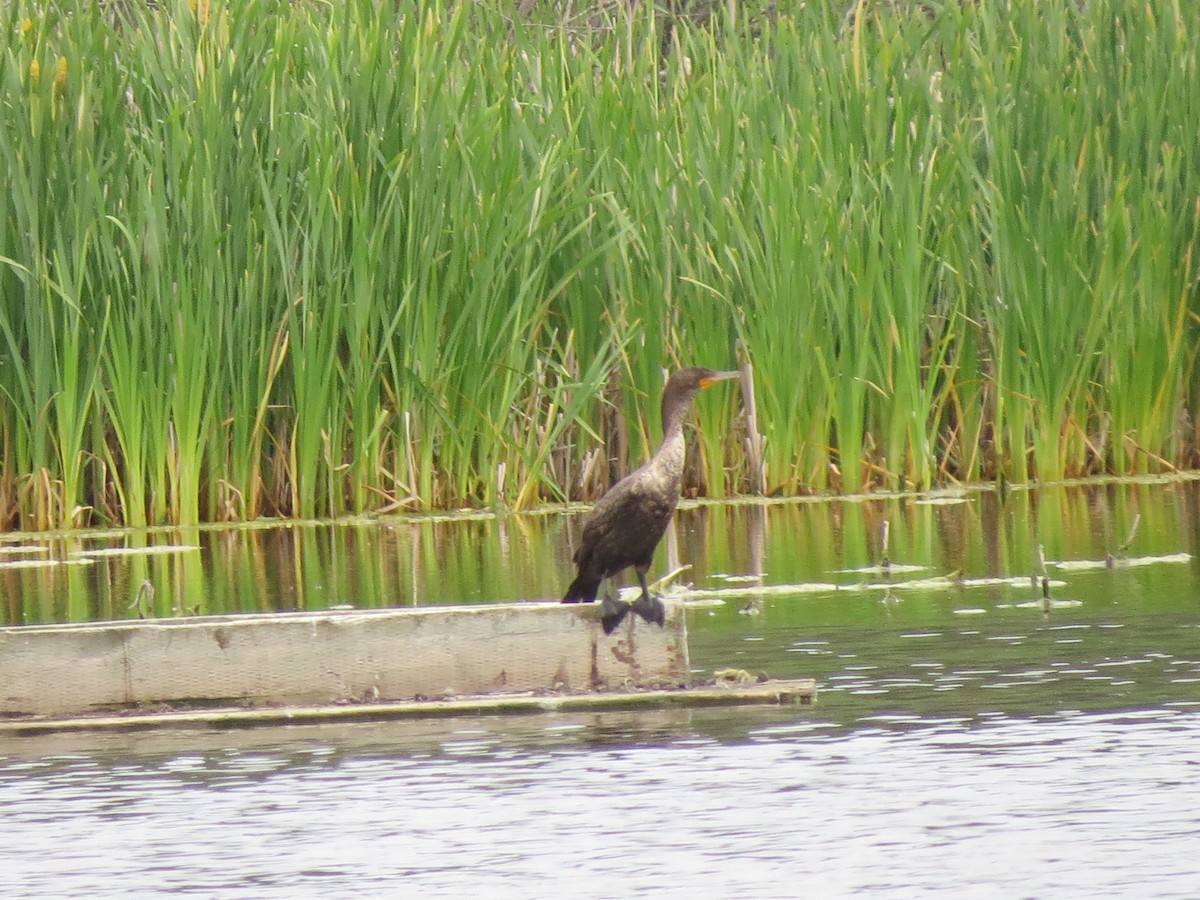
left=657, top=544, right=1184, bottom=611
left=0, top=557, right=95, bottom=570
left=0, top=545, right=49, bottom=556
left=958, top=575, right=1069, bottom=590
left=681, top=572, right=1075, bottom=602
left=1052, top=552, right=1190, bottom=571
left=713, top=667, right=767, bottom=685
left=1015, top=598, right=1083, bottom=609
left=649, top=565, right=692, bottom=592
left=838, top=563, right=929, bottom=575
left=681, top=582, right=845, bottom=601
left=69, top=545, right=202, bottom=559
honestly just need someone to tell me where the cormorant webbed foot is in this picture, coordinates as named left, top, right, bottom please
left=630, top=594, right=666, bottom=627
left=600, top=595, right=631, bottom=634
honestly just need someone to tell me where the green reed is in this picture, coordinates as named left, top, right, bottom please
left=0, top=0, right=1197, bottom=530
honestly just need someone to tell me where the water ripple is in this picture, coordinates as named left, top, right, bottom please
left=2, top=708, right=1200, bottom=898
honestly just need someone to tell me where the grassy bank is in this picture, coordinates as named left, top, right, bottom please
left=1, top=0, right=1198, bottom=529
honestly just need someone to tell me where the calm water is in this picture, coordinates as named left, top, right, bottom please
left=3, top=480, right=1200, bottom=895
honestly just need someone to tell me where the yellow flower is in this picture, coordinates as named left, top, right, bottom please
left=29, top=58, right=40, bottom=86
left=20, top=17, right=33, bottom=36
left=55, top=56, right=68, bottom=90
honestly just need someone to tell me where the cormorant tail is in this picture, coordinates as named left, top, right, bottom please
left=562, top=572, right=601, bottom=604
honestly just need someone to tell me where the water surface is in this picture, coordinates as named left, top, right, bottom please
left=4, top=704, right=1199, bottom=897
left=3, top=480, right=1200, bottom=895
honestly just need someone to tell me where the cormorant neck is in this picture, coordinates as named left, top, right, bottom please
left=652, top=401, right=689, bottom=482
left=660, top=395, right=695, bottom=446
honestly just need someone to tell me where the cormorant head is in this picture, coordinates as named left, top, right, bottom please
left=660, top=366, right=738, bottom=429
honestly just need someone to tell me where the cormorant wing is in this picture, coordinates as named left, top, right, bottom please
left=574, top=472, right=677, bottom=567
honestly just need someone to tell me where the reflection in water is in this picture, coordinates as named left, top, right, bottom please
left=3, top=480, right=1198, bottom=627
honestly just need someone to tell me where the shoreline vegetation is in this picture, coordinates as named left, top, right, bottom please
left=1, top=0, right=1198, bottom=531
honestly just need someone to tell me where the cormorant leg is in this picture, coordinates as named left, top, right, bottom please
left=600, top=578, right=631, bottom=634
left=629, top=568, right=666, bottom=627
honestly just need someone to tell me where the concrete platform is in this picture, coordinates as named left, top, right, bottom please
left=0, top=601, right=689, bottom=720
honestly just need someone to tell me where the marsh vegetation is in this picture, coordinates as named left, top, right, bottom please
left=2, top=0, right=1198, bottom=529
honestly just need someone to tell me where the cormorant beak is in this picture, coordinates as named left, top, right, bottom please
left=699, top=370, right=740, bottom=389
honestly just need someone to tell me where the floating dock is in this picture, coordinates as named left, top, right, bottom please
left=0, top=601, right=814, bottom=735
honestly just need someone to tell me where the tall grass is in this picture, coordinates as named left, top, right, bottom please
left=0, top=0, right=1198, bottom=530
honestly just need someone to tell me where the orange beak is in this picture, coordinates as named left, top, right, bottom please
left=699, top=371, right=740, bottom=389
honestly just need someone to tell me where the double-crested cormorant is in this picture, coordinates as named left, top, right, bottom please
left=562, top=366, right=738, bottom=633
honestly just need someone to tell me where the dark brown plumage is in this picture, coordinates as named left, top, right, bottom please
left=562, top=366, right=738, bottom=633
